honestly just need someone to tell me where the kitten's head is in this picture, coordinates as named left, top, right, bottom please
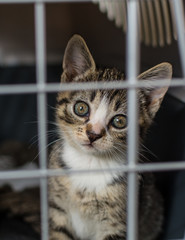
left=56, top=35, right=172, bottom=158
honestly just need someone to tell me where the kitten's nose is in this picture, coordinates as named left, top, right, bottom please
left=86, top=130, right=102, bottom=143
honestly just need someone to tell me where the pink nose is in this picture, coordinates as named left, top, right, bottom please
left=86, top=130, right=102, bottom=143
left=92, top=122, right=103, bottom=135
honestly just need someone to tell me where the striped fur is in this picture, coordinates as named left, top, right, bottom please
left=49, top=35, right=172, bottom=240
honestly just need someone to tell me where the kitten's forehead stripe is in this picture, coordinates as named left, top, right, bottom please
left=97, top=90, right=106, bottom=101
left=90, top=91, right=97, bottom=102
left=114, top=100, right=122, bottom=112
left=108, top=90, right=120, bottom=103
left=57, top=98, right=70, bottom=105
left=69, top=91, right=78, bottom=99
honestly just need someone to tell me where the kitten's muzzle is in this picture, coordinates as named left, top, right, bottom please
left=86, top=130, right=102, bottom=143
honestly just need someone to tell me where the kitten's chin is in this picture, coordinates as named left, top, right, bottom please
left=78, top=142, right=112, bottom=157
left=81, top=143, right=100, bottom=154
left=66, top=136, right=112, bottom=156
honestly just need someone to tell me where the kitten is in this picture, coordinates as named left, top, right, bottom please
left=48, top=34, right=172, bottom=240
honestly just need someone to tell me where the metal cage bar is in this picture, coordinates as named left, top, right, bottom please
left=2, top=160, right=185, bottom=181
left=126, top=1, right=140, bottom=239
left=0, top=78, right=185, bottom=95
left=172, top=0, right=185, bottom=77
left=34, top=3, right=49, bottom=240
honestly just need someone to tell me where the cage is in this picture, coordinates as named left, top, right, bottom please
left=0, top=1, right=185, bottom=240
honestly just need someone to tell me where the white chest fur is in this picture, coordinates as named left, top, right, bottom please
left=70, top=209, right=97, bottom=240
left=62, top=143, right=124, bottom=192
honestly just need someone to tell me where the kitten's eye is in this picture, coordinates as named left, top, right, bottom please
left=74, top=101, right=89, bottom=117
left=111, top=115, right=127, bottom=129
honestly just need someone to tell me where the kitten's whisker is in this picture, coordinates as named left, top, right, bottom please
left=29, top=134, right=39, bottom=145
left=138, top=152, right=150, bottom=162
left=32, top=138, right=62, bottom=163
left=106, top=146, right=123, bottom=163
left=112, top=144, right=126, bottom=155
left=59, top=130, right=73, bottom=134
left=140, top=143, right=158, bottom=160
left=29, top=130, right=58, bottom=147
left=47, top=104, right=57, bottom=111
left=47, top=121, right=59, bottom=127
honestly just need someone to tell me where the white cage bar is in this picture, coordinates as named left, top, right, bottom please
left=0, top=78, right=185, bottom=95
left=34, top=2, right=48, bottom=240
left=0, top=1, right=185, bottom=240
left=173, top=0, right=185, bottom=77
left=126, top=0, right=140, bottom=239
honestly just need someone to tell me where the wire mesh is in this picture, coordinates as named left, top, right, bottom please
left=0, top=1, right=185, bottom=240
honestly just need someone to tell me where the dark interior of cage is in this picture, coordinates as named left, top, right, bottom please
left=0, top=3, right=185, bottom=240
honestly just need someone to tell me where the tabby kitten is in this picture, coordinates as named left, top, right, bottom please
left=48, top=35, right=172, bottom=240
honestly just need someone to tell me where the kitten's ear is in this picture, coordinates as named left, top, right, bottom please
left=62, top=34, right=96, bottom=82
left=138, top=62, right=172, bottom=118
